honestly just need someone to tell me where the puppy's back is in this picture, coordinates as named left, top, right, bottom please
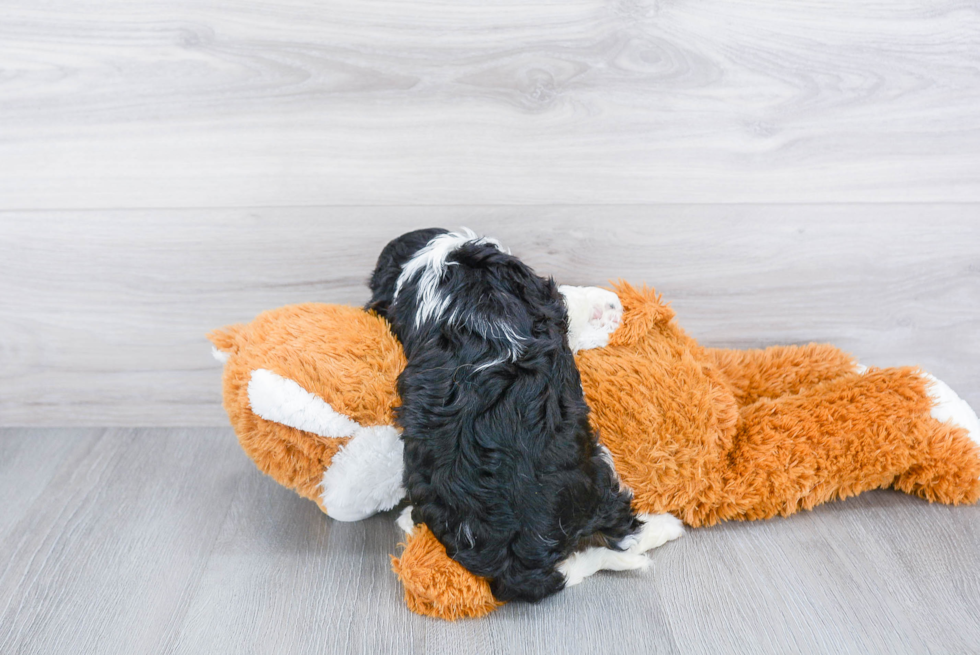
left=392, top=240, right=638, bottom=602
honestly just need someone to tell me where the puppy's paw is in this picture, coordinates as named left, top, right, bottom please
left=618, top=513, right=685, bottom=554
left=558, top=285, right=623, bottom=352
left=558, top=547, right=650, bottom=587
left=396, top=505, right=416, bottom=535
left=922, top=371, right=980, bottom=449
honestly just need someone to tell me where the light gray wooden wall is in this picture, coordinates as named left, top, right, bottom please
left=1, top=0, right=978, bottom=426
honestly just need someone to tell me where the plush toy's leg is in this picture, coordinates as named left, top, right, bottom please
left=703, top=344, right=861, bottom=406
left=699, top=367, right=980, bottom=526
left=391, top=508, right=502, bottom=620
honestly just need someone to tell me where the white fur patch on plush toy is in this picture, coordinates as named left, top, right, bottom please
left=211, top=345, right=230, bottom=364
left=245, top=367, right=408, bottom=519
left=321, top=425, right=406, bottom=522
left=923, top=372, right=980, bottom=448
left=247, top=368, right=360, bottom=438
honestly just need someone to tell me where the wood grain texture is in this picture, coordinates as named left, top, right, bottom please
left=1, top=207, right=977, bottom=426
left=0, top=428, right=977, bottom=654
left=1, top=0, right=979, bottom=208
left=0, top=428, right=245, bottom=655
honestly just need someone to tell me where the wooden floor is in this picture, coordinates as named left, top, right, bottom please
left=3, top=0, right=980, bottom=651
left=1, top=427, right=977, bottom=655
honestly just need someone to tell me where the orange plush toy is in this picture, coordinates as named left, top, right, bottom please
left=209, top=281, right=980, bottom=620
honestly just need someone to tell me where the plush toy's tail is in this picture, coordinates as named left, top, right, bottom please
left=207, top=324, right=246, bottom=363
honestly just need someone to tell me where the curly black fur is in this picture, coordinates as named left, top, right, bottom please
left=366, top=229, right=640, bottom=603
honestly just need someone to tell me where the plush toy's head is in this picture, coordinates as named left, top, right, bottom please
left=208, top=303, right=407, bottom=519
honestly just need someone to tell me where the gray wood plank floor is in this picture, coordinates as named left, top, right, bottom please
left=1, top=427, right=977, bottom=655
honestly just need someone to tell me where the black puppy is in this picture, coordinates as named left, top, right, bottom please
left=367, top=228, right=646, bottom=602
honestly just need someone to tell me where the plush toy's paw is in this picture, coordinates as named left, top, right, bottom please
left=558, top=285, right=623, bottom=353
left=922, top=372, right=980, bottom=449
left=320, top=425, right=406, bottom=521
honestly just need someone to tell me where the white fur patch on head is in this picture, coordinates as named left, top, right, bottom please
left=394, top=228, right=505, bottom=328
left=247, top=368, right=360, bottom=438
left=922, top=371, right=980, bottom=449
left=558, top=286, right=623, bottom=353
left=447, top=306, right=526, bottom=362
left=321, top=425, right=406, bottom=522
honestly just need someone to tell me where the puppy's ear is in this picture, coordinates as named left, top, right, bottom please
left=365, top=272, right=396, bottom=317
left=364, top=296, right=391, bottom=317
left=365, top=252, right=402, bottom=318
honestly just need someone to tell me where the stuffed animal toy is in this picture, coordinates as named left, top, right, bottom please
left=209, top=281, right=980, bottom=620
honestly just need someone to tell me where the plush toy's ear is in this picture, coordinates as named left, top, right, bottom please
left=391, top=524, right=502, bottom=620
left=207, top=324, right=246, bottom=363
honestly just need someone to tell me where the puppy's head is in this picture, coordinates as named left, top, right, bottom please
left=366, top=228, right=449, bottom=318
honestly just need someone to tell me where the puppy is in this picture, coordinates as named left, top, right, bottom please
left=366, top=228, right=665, bottom=603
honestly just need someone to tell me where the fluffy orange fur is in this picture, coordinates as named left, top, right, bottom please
left=210, top=283, right=980, bottom=620
left=391, top=525, right=502, bottom=620
left=209, top=304, right=405, bottom=511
